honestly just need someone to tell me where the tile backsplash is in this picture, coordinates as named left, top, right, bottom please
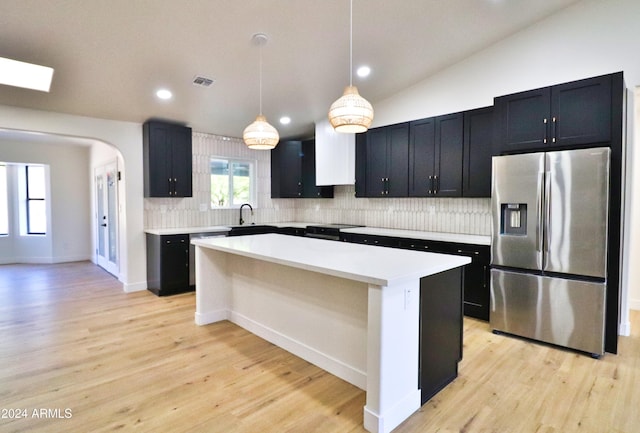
left=144, top=132, right=491, bottom=236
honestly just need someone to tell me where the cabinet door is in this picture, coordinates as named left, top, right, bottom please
left=301, top=139, right=334, bottom=198
left=496, top=87, right=550, bottom=153
left=386, top=123, right=409, bottom=197
left=271, top=141, right=302, bottom=198
left=171, top=125, right=193, bottom=197
left=434, top=113, right=463, bottom=197
left=463, top=107, right=494, bottom=197
left=409, top=118, right=436, bottom=197
left=552, top=74, right=611, bottom=147
left=144, top=122, right=173, bottom=197
left=366, top=128, right=389, bottom=196
left=355, top=133, right=368, bottom=197
left=160, top=235, right=189, bottom=294
left=453, top=244, right=490, bottom=321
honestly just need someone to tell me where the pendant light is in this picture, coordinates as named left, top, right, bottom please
left=328, top=0, right=374, bottom=133
left=243, top=33, right=279, bottom=150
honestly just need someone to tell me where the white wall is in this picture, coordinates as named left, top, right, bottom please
left=373, top=0, right=640, bottom=126
left=0, top=141, right=91, bottom=263
left=0, top=106, right=145, bottom=292
left=372, top=0, right=640, bottom=327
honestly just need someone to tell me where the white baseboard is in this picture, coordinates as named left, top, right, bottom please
left=363, top=389, right=421, bottom=433
left=629, top=298, right=640, bottom=311
left=195, top=309, right=229, bottom=326
left=620, top=320, right=631, bottom=337
left=123, top=281, right=147, bottom=293
left=230, top=310, right=367, bottom=390
left=0, top=256, right=91, bottom=264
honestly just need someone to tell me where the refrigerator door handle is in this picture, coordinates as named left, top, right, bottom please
left=536, top=172, right=545, bottom=252
left=544, top=170, right=551, bottom=253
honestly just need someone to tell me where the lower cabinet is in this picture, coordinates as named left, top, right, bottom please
left=420, top=267, right=463, bottom=404
left=341, top=233, right=490, bottom=321
left=146, top=233, right=191, bottom=296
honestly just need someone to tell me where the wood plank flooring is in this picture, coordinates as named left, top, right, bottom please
left=0, top=261, right=638, bottom=433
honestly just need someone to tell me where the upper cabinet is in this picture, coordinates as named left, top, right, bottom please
left=409, top=113, right=463, bottom=197
left=271, top=139, right=334, bottom=198
left=356, top=109, right=493, bottom=199
left=365, top=123, right=409, bottom=197
left=463, top=107, right=494, bottom=197
left=143, top=120, right=192, bottom=197
left=494, top=73, right=616, bottom=154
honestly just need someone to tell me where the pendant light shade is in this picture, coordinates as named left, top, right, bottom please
left=328, top=85, right=374, bottom=133
left=243, top=33, right=279, bottom=150
left=243, top=114, right=279, bottom=149
left=328, top=0, right=374, bottom=133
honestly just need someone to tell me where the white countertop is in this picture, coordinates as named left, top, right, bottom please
left=144, top=221, right=315, bottom=236
left=341, top=227, right=490, bottom=246
left=192, top=233, right=470, bottom=286
left=145, top=222, right=490, bottom=246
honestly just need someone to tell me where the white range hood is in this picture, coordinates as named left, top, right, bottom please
left=314, top=118, right=355, bottom=186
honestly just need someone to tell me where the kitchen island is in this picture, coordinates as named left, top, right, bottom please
left=192, top=233, right=470, bottom=433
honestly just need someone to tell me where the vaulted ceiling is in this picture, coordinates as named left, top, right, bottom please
left=0, top=0, right=581, bottom=139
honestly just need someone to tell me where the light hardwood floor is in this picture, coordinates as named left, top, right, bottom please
left=0, top=262, right=638, bottom=433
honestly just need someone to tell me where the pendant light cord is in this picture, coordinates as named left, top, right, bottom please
left=349, top=0, right=353, bottom=87
left=259, top=37, right=263, bottom=115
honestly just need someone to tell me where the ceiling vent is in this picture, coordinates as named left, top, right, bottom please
left=192, top=76, right=215, bottom=87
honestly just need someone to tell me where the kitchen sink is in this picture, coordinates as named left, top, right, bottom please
left=226, top=224, right=276, bottom=236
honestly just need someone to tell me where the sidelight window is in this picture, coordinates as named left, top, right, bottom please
left=25, top=165, right=47, bottom=235
left=0, top=164, right=7, bottom=235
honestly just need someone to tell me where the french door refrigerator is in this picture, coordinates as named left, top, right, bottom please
left=490, top=147, right=610, bottom=357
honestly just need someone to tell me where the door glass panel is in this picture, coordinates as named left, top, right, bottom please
left=107, top=168, right=117, bottom=263
left=97, top=173, right=105, bottom=257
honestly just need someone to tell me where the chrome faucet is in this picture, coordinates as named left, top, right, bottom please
left=239, top=203, right=253, bottom=225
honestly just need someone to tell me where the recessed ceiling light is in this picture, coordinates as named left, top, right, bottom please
left=156, top=89, right=172, bottom=100
left=279, top=116, right=291, bottom=125
left=0, top=57, right=54, bottom=92
left=356, top=66, right=371, bottom=78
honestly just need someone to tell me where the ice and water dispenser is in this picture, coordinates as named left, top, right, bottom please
left=500, top=203, right=527, bottom=236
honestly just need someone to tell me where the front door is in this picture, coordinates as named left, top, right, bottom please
left=95, top=161, right=119, bottom=276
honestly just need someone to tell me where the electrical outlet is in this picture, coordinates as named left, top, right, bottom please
left=404, top=288, right=413, bottom=310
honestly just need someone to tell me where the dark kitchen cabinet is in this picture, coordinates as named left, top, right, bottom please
left=365, top=123, right=409, bottom=197
left=409, top=113, right=463, bottom=197
left=143, top=120, right=192, bottom=197
left=462, top=107, right=494, bottom=197
left=419, top=267, right=463, bottom=403
left=341, top=232, right=490, bottom=322
left=146, top=233, right=190, bottom=296
left=271, top=140, right=333, bottom=198
left=397, top=238, right=489, bottom=321
left=355, top=132, right=367, bottom=197
left=495, top=73, right=614, bottom=154
left=454, top=244, right=490, bottom=321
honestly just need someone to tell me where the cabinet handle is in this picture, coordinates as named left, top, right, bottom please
left=428, top=175, right=433, bottom=194
left=543, top=118, right=548, bottom=144
left=457, top=249, right=480, bottom=255
left=434, top=175, right=439, bottom=194
left=483, top=265, right=487, bottom=288
left=552, top=116, right=557, bottom=143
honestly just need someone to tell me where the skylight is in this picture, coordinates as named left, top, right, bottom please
left=0, top=57, right=54, bottom=92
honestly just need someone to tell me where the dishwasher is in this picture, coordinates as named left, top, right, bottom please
left=189, top=232, right=227, bottom=286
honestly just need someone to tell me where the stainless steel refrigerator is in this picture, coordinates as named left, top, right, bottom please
left=490, top=147, right=610, bottom=356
